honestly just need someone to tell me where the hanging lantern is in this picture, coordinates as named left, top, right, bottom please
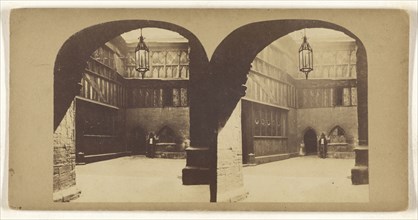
left=298, top=30, right=313, bottom=79
left=135, top=28, right=150, bottom=79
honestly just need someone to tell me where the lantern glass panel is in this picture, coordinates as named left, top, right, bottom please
left=135, top=49, right=149, bottom=72
left=134, top=32, right=150, bottom=78
left=299, top=51, right=303, bottom=70
left=299, top=47, right=313, bottom=72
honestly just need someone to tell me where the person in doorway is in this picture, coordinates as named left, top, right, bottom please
left=318, top=133, right=328, bottom=159
left=146, top=132, right=157, bottom=158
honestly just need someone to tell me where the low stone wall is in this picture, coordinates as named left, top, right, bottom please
left=254, top=152, right=299, bottom=164
left=154, top=143, right=186, bottom=159
left=326, top=143, right=355, bottom=159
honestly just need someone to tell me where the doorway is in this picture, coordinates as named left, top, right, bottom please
left=130, top=127, right=146, bottom=155
left=304, top=128, right=318, bottom=155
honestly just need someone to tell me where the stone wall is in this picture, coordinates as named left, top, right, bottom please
left=53, top=100, right=81, bottom=201
left=287, top=108, right=299, bottom=153
left=125, top=107, right=190, bottom=147
left=216, top=100, right=248, bottom=202
left=297, top=106, right=358, bottom=146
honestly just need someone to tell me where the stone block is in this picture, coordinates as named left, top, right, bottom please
left=351, top=166, right=368, bottom=185
left=58, top=164, right=73, bottom=174
left=58, top=171, right=76, bottom=190
left=182, top=166, right=210, bottom=185
left=155, top=151, right=186, bottom=159
left=53, top=174, right=60, bottom=192
left=185, top=147, right=210, bottom=168
left=354, top=147, right=368, bottom=166
left=53, top=186, right=81, bottom=202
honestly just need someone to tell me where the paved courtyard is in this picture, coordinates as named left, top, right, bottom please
left=73, top=156, right=210, bottom=202
left=72, top=155, right=368, bottom=203
left=241, top=155, right=369, bottom=203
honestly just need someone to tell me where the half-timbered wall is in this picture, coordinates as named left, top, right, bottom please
left=242, top=36, right=299, bottom=164
left=296, top=41, right=358, bottom=79
left=124, top=42, right=191, bottom=152
left=75, top=43, right=128, bottom=162
left=297, top=85, right=357, bottom=108
left=81, top=55, right=128, bottom=108
left=242, top=36, right=359, bottom=164
left=124, top=42, right=190, bottom=79
left=127, top=81, right=189, bottom=108
left=74, top=39, right=192, bottom=161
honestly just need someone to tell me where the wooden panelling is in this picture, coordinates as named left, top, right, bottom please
left=126, top=79, right=189, bottom=108
left=241, top=100, right=289, bottom=163
left=298, top=85, right=357, bottom=108
left=253, top=137, right=288, bottom=156
left=246, top=72, right=297, bottom=109
left=128, top=86, right=188, bottom=108
left=75, top=99, right=126, bottom=158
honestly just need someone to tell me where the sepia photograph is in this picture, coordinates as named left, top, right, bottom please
left=53, top=21, right=369, bottom=203
left=5, top=7, right=412, bottom=213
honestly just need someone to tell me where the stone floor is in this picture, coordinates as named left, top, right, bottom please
left=72, top=155, right=368, bottom=203
left=241, top=155, right=369, bottom=202
left=72, top=156, right=210, bottom=202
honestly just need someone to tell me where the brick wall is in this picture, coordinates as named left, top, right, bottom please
left=217, top=101, right=248, bottom=202
left=53, top=100, right=80, bottom=201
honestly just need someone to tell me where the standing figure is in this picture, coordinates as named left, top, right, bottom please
left=146, top=132, right=157, bottom=158
left=318, top=133, right=328, bottom=159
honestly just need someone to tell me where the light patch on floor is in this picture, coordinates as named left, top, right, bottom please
left=72, top=156, right=210, bottom=202
left=241, top=155, right=369, bottom=202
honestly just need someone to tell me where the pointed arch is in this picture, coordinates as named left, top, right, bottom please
left=129, top=126, right=147, bottom=155
left=302, top=127, right=318, bottom=155
left=328, top=125, right=347, bottom=144
left=156, top=125, right=178, bottom=144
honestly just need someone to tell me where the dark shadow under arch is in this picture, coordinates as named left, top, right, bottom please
left=156, top=125, right=177, bottom=143
left=303, top=127, right=318, bottom=155
left=210, top=19, right=368, bottom=146
left=129, top=126, right=147, bottom=155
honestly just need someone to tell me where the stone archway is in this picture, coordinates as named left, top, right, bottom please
left=129, top=126, right=147, bottom=155
left=303, top=128, right=318, bottom=155
left=54, top=19, right=369, bottom=202
left=211, top=19, right=367, bottom=145
left=53, top=20, right=217, bottom=201
left=210, top=19, right=368, bottom=201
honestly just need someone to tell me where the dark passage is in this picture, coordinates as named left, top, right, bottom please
left=130, top=127, right=146, bottom=155
left=304, top=129, right=317, bottom=155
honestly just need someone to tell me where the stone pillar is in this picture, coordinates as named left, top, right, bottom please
left=53, top=100, right=81, bottom=202
left=351, top=43, right=369, bottom=185
left=182, top=147, right=211, bottom=185
left=216, top=100, right=248, bottom=202
left=182, top=60, right=215, bottom=185
left=351, top=146, right=369, bottom=184
left=356, top=43, right=368, bottom=146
